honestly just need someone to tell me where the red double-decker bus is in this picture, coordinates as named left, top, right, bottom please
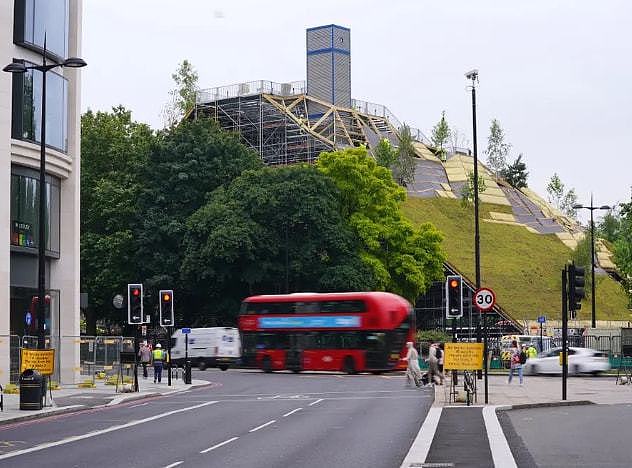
left=238, top=292, right=415, bottom=374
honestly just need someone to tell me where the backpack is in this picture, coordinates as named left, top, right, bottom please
left=519, top=350, right=527, bottom=364
left=435, top=347, right=443, bottom=360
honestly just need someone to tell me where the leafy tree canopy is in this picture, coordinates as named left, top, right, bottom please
left=135, top=118, right=262, bottom=317
left=182, top=165, right=374, bottom=324
left=485, top=119, right=510, bottom=176
left=80, top=107, right=154, bottom=331
left=373, top=138, right=398, bottom=168
left=500, top=153, right=529, bottom=189
left=162, top=60, right=199, bottom=128
left=317, top=147, right=445, bottom=301
left=460, top=170, right=487, bottom=208
left=431, top=111, right=451, bottom=157
left=613, top=200, right=632, bottom=302
left=392, top=124, right=417, bottom=187
left=546, top=173, right=578, bottom=218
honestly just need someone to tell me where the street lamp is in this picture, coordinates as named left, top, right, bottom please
left=573, top=195, right=611, bottom=329
left=465, top=69, right=487, bottom=401
left=3, top=39, right=86, bottom=350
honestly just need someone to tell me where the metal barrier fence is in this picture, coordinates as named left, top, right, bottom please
left=3, top=335, right=135, bottom=385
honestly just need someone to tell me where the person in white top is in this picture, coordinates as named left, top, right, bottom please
left=403, top=341, right=423, bottom=387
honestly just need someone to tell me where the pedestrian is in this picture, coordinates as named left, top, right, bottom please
left=152, top=343, right=165, bottom=383
left=403, top=342, right=423, bottom=387
left=138, top=341, right=151, bottom=379
left=436, top=342, right=445, bottom=385
left=526, top=344, right=538, bottom=360
left=508, top=340, right=524, bottom=385
left=427, top=343, right=441, bottom=385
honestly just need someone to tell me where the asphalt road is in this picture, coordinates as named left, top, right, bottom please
left=0, top=369, right=432, bottom=468
left=500, top=403, right=632, bottom=468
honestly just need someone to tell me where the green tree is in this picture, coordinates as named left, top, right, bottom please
left=136, top=118, right=262, bottom=324
left=182, top=165, right=374, bottom=324
left=500, top=154, right=528, bottom=188
left=373, top=138, right=398, bottom=168
left=485, top=119, right=511, bottom=177
left=613, top=201, right=632, bottom=303
left=598, top=210, right=621, bottom=243
left=546, top=173, right=577, bottom=218
left=392, top=124, right=417, bottom=187
left=162, top=59, right=199, bottom=127
left=317, top=147, right=445, bottom=301
left=460, top=170, right=487, bottom=208
left=431, top=111, right=451, bottom=160
left=80, top=107, right=154, bottom=333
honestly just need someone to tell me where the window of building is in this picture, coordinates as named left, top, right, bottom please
left=10, top=64, right=68, bottom=152
left=10, top=168, right=61, bottom=254
left=13, top=0, right=69, bottom=60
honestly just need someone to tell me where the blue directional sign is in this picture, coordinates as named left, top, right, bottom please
left=537, top=316, right=546, bottom=324
left=25, top=311, right=32, bottom=326
left=181, top=327, right=192, bottom=334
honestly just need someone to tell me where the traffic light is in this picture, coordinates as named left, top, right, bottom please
left=445, top=275, right=463, bottom=319
left=568, top=264, right=585, bottom=311
left=127, top=283, right=144, bottom=324
left=159, top=289, right=174, bottom=327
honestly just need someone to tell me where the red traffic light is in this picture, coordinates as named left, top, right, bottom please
left=449, top=279, right=459, bottom=289
left=162, top=293, right=172, bottom=302
left=132, top=288, right=141, bottom=297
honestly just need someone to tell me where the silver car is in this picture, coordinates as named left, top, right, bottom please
left=523, top=347, right=610, bottom=375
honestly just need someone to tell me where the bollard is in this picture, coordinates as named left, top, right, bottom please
left=184, top=360, right=192, bottom=384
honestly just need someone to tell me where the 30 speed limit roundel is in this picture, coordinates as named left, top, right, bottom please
left=474, top=288, right=496, bottom=312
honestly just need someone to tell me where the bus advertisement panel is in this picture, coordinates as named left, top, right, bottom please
left=238, top=292, right=414, bottom=374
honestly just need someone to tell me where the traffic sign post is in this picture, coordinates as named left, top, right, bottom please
left=538, top=315, right=546, bottom=352
left=474, top=287, right=496, bottom=405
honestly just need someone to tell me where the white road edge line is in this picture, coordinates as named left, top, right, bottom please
left=0, top=400, right=219, bottom=461
left=308, top=398, right=324, bottom=406
left=249, top=420, right=276, bottom=432
left=283, top=408, right=302, bottom=417
left=399, top=406, right=442, bottom=468
left=130, top=402, right=149, bottom=408
left=482, top=406, right=518, bottom=468
left=200, top=436, right=239, bottom=454
left=163, top=461, right=184, bottom=468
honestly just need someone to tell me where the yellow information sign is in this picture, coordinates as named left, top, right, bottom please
left=444, top=343, right=484, bottom=370
left=20, top=349, right=55, bottom=375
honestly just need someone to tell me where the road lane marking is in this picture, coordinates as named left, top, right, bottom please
left=282, top=408, right=302, bottom=417
left=482, top=406, right=517, bottom=468
left=129, top=403, right=148, bottom=408
left=0, top=401, right=219, bottom=461
left=399, top=406, right=442, bottom=468
left=249, top=420, right=276, bottom=432
left=308, top=398, right=324, bottom=406
left=200, top=436, right=239, bottom=454
left=163, top=462, right=184, bottom=468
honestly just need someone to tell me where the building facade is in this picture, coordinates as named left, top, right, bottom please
left=1, top=0, right=82, bottom=384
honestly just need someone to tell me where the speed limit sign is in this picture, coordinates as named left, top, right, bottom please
left=474, top=288, right=496, bottom=312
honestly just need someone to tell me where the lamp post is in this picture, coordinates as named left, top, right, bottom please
left=3, top=40, right=86, bottom=350
left=465, top=69, right=488, bottom=402
left=573, top=195, right=611, bottom=328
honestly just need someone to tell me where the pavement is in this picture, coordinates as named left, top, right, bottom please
left=0, top=373, right=211, bottom=425
left=433, top=373, right=632, bottom=407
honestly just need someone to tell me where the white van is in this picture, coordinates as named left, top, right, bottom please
left=170, top=327, right=241, bottom=371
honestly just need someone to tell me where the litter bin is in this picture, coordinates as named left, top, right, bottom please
left=184, top=360, right=192, bottom=385
left=20, top=369, right=44, bottom=410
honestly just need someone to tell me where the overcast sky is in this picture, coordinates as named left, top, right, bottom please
left=82, top=0, right=632, bottom=220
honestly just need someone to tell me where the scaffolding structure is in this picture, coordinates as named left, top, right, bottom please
left=194, top=80, right=428, bottom=165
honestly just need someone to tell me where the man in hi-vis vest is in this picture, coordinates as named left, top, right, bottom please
left=152, top=343, right=165, bottom=383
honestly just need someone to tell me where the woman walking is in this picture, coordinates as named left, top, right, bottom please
left=508, top=340, right=524, bottom=385
left=404, top=342, right=423, bottom=387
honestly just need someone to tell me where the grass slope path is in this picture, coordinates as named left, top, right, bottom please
left=403, top=197, right=629, bottom=321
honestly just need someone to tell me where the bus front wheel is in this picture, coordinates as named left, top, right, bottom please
left=343, top=356, right=356, bottom=375
left=262, top=356, right=273, bottom=373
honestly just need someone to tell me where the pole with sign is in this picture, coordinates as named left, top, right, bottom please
left=474, top=287, right=495, bottom=404
left=538, top=315, right=546, bottom=352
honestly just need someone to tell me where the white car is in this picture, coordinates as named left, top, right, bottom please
left=523, top=347, right=610, bottom=375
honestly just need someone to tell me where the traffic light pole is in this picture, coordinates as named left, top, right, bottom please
left=562, top=266, right=568, bottom=400
left=167, top=326, right=172, bottom=387
left=134, top=325, right=139, bottom=392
